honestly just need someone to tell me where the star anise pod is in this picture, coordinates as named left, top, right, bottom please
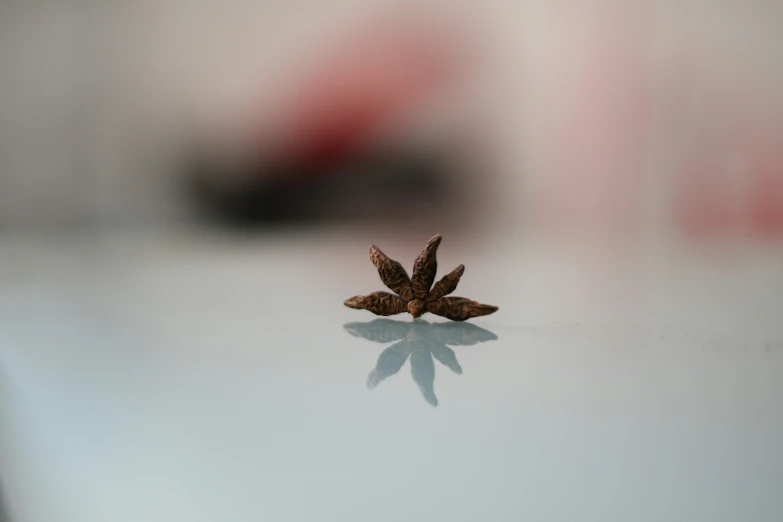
left=344, top=234, right=498, bottom=321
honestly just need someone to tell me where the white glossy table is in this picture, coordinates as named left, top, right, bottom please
left=2, top=230, right=782, bottom=522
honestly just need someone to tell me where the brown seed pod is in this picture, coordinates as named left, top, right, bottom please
left=426, top=297, right=499, bottom=322
left=411, top=234, right=441, bottom=299
left=427, top=264, right=465, bottom=302
left=343, top=292, right=408, bottom=316
left=344, top=235, right=498, bottom=321
left=369, top=245, right=414, bottom=301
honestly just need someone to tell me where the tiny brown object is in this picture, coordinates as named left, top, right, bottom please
left=344, top=234, right=498, bottom=321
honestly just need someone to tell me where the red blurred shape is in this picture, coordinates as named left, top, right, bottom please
left=278, top=17, right=460, bottom=170
left=676, top=164, right=738, bottom=238
left=536, top=3, right=651, bottom=237
left=675, top=121, right=783, bottom=240
left=748, top=152, right=783, bottom=236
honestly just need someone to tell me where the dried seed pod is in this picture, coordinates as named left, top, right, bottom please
left=406, top=299, right=425, bottom=318
left=427, top=264, right=464, bottom=302
left=369, top=245, right=414, bottom=301
left=426, top=297, right=499, bottom=322
left=345, top=234, right=497, bottom=321
left=344, top=292, right=408, bottom=316
left=411, top=234, right=441, bottom=299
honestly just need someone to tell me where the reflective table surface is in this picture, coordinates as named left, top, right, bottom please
left=2, top=230, right=782, bottom=522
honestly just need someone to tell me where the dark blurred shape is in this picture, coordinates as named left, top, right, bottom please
left=180, top=9, right=470, bottom=229
left=344, top=319, right=497, bottom=406
left=185, top=147, right=452, bottom=228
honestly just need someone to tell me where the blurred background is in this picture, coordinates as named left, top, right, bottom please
left=1, top=0, right=781, bottom=238
left=2, top=2, right=783, bottom=522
